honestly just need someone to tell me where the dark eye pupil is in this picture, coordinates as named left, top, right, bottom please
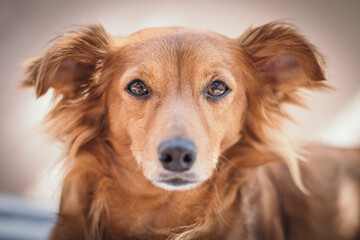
left=128, top=80, right=149, bottom=96
left=208, top=81, right=227, bottom=97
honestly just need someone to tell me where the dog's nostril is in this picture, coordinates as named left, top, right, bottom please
left=183, top=154, right=192, bottom=163
left=158, top=139, right=196, bottom=172
left=163, top=154, right=172, bottom=163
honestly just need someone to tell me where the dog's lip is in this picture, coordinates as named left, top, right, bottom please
left=158, top=177, right=197, bottom=186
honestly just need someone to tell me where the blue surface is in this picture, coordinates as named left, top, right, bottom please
left=0, top=193, right=57, bottom=240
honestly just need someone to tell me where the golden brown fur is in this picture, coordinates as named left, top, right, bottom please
left=23, top=22, right=360, bottom=239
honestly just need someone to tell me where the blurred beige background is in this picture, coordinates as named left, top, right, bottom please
left=0, top=0, right=359, bottom=203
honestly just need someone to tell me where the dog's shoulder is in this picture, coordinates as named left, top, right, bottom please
left=255, top=145, right=360, bottom=240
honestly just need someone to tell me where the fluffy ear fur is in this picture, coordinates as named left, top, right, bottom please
left=23, top=25, right=110, bottom=98
left=239, top=22, right=326, bottom=92
left=236, top=22, right=327, bottom=192
left=23, top=25, right=112, bottom=162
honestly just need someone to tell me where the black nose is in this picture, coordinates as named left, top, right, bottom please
left=158, top=139, right=196, bottom=172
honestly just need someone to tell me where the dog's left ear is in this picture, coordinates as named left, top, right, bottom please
left=236, top=23, right=327, bottom=193
left=239, top=22, right=326, bottom=94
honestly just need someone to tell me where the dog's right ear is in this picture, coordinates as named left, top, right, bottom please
left=23, top=25, right=110, bottom=98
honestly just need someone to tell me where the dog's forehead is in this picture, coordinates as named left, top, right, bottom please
left=114, top=27, right=238, bottom=79
left=117, top=27, right=235, bottom=60
left=127, top=26, right=227, bottom=45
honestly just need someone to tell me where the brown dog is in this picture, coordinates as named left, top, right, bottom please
left=23, top=22, right=360, bottom=239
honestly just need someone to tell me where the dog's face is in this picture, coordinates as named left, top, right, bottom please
left=24, top=23, right=325, bottom=192
left=107, top=28, right=246, bottom=190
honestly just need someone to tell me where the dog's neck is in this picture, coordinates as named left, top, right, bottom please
left=65, top=138, right=283, bottom=239
left=103, top=165, right=241, bottom=238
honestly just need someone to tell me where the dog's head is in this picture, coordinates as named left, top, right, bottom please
left=24, top=23, right=326, bottom=191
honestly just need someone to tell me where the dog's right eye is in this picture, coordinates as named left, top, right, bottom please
left=126, top=79, right=150, bottom=97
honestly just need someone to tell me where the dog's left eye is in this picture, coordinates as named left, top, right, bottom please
left=126, top=79, right=150, bottom=97
left=206, top=80, right=229, bottom=98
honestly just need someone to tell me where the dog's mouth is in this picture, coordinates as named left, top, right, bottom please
left=160, top=178, right=195, bottom=186
left=153, top=174, right=200, bottom=191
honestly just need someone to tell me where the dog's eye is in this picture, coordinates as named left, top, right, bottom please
left=206, top=80, right=229, bottom=98
left=127, top=79, right=149, bottom=97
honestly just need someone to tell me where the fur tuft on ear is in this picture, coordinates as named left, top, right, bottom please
left=23, top=24, right=110, bottom=98
left=237, top=22, right=328, bottom=193
left=239, top=22, right=326, bottom=92
left=22, top=24, right=113, bottom=165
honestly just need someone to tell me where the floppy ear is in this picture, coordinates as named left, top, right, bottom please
left=239, top=22, right=326, bottom=100
left=22, top=25, right=112, bottom=162
left=236, top=22, right=327, bottom=192
left=23, top=25, right=110, bottom=98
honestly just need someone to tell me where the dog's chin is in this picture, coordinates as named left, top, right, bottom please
left=152, top=178, right=201, bottom=191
